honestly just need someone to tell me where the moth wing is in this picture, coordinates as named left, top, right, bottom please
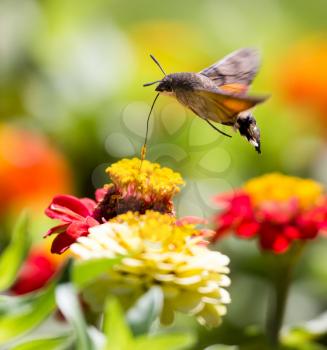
left=192, top=87, right=268, bottom=124
left=218, top=83, right=248, bottom=94
left=200, top=48, right=260, bottom=88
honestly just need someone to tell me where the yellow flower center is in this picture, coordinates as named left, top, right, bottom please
left=112, top=211, right=197, bottom=252
left=106, top=158, right=184, bottom=199
left=244, top=173, right=324, bottom=209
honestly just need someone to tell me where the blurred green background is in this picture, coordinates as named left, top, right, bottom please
left=1, top=0, right=327, bottom=348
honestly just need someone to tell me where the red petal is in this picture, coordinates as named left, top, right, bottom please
left=299, top=221, right=318, bottom=239
left=86, top=216, right=99, bottom=226
left=43, top=223, right=69, bottom=237
left=51, top=232, right=76, bottom=254
left=213, top=192, right=255, bottom=242
left=66, top=221, right=90, bottom=240
left=50, top=216, right=99, bottom=254
left=236, top=220, right=259, bottom=238
left=297, top=208, right=326, bottom=239
left=45, top=195, right=94, bottom=222
left=283, top=226, right=301, bottom=239
left=258, top=199, right=299, bottom=224
left=272, top=235, right=290, bottom=253
left=95, top=188, right=108, bottom=202
left=11, top=251, right=57, bottom=294
left=80, top=198, right=97, bottom=212
left=259, top=224, right=290, bottom=253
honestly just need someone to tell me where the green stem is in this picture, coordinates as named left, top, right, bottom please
left=266, top=244, right=305, bottom=349
left=266, top=261, right=292, bottom=348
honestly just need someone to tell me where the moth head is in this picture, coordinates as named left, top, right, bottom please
left=236, top=111, right=261, bottom=154
left=143, top=54, right=172, bottom=92
left=155, top=76, right=173, bottom=93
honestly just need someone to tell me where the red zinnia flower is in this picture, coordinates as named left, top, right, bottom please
left=45, top=158, right=184, bottom=254
left=11, top=245, right=65, bottom=295
left=213, top=173, right=327, bottom=253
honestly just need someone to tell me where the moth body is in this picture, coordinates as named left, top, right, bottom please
left=156, top=72, right=240, bottom=125
left=145, top=48, right=269, bottom=153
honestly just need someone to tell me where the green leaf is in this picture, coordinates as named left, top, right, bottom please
left=72, top=257, right=121, bottom=289
left=56, top=284, right=94, bottom=350
left=127, top=286, right=163, bottom=335
left=133, top=333, right=196, bottom=350
left=282, top=310, right=327, bottom=348
left=0, top=281, right=56, bottom=345
left=11, top=334, right=74, bottom=350
left=103, top=297, right=195, bottom=350
left=0, top=211, right=30, bottom=291
left=103, top=298, right=133, bottom=350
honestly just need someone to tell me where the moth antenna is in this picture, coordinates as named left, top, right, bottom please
left=205, top=119, right=232, bottom=138
left=143, top=80, right=162, bottom=87
left=150, top=54, right=166, bottom=76
left=140, top=93, right=160, bottom=169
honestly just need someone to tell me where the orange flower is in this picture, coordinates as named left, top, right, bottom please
left=0, top=125, right=72, bottom=214
left=279, top=38, right=327, bottom=124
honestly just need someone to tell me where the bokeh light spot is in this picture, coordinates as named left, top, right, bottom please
left=105, top=132, right=135, bottom=158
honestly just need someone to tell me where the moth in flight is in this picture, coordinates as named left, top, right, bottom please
left=143, top=48, right=269, bottom=154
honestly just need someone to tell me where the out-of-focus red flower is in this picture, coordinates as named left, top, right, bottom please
left=45, top=195, right=100, bottom=254
left=213, top=173, right=327, bottom=254
left=279, top=38, right=327, bottom=126
left=215, top=192, right=259, bottom=239
left=11, top=244, right=65, bottom=295
left=45, top=158, right=184, bottom=254
left=0, top=125, right=72, bottom=214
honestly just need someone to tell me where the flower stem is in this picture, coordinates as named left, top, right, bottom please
left=266, top=261, right=292, bottom=348
left=266, top=244, right=305, bottom=349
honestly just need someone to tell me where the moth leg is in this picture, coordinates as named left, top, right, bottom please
left=205, top=119, right=232, bottom=138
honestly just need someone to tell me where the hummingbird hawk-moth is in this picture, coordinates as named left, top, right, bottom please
left=143, top=48, right=269, bottom=154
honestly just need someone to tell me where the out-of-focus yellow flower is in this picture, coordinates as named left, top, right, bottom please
left=131, top=21, right=207, bottom=78
left=71, top=211, right=230, bottom=328
left=244, top=173, right=323, bottom=209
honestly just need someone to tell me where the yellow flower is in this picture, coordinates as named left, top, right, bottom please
left=244, top=173, right=323, bottom=209
left=95, top=158, right=184, bottom=220
left=71, top=211, right=230, bottom=328
left=106, top=158, right=184, bottom=200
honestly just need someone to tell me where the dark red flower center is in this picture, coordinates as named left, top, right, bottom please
left=93, top=185, right=174, bottom=221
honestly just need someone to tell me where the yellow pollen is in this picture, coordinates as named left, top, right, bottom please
left=106, top=158, right=184, bottom=198
left=244, top=173, right=324, bottom=209
left=113, top=211, right=197, bottom=251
